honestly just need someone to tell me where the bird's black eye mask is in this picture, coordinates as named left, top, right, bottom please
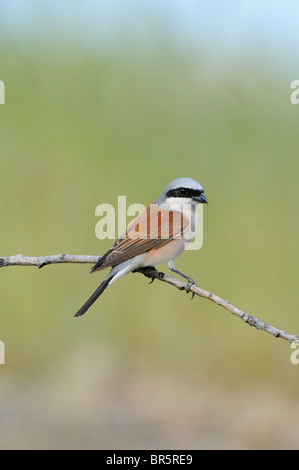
left=166, top=187, right=204, bottom=198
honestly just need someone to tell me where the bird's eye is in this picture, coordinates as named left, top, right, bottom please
left=179, top=188, right=188, bottom=197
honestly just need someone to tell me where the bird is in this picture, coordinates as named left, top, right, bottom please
left=75, top=177, right=208, bottom=317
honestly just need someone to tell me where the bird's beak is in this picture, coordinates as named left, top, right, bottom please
left=192, top=193, right=208, bottom=204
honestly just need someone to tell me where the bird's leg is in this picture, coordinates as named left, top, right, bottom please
left=168, top=260, right=196, bottom=284
left=168, top=260, right=197, bottom=299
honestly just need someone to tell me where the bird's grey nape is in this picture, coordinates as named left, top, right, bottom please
left=164, top=177, right=204, bottom=194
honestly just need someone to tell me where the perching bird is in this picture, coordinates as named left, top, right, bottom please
left=75, top=177, right=208, bottom=317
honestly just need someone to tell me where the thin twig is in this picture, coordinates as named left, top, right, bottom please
left=0, top=253, right=298, bottom=344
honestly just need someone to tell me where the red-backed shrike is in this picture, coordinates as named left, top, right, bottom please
left=75, top=177, right=208, bottom=317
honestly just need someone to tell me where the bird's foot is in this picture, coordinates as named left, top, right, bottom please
left=185, top=278, right=197, bottom=300
left=148, top=269, right=165, bottom=283
left=133, top=267, right=164, bottom=284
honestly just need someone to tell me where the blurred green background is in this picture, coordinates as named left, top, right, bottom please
left=0, top=0, right=299, bottom=450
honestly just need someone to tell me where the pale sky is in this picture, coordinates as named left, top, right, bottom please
left=0, top=0, right=298, bottom=74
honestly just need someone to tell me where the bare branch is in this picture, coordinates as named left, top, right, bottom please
left=136, top=267, right=299, bottom=344
left=1, top=253, right=298, bottom=345
left=0, top=253, right=100, bottom=268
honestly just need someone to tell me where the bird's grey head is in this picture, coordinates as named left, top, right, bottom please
left=157, top=177, right=208, bottom=205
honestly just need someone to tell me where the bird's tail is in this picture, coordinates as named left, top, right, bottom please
left=74, top=272, right=114, bottom=317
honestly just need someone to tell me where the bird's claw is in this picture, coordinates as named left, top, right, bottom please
left=149, top=271, right=164, bottom=283
left=185, top=279, right=197, bottom=300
